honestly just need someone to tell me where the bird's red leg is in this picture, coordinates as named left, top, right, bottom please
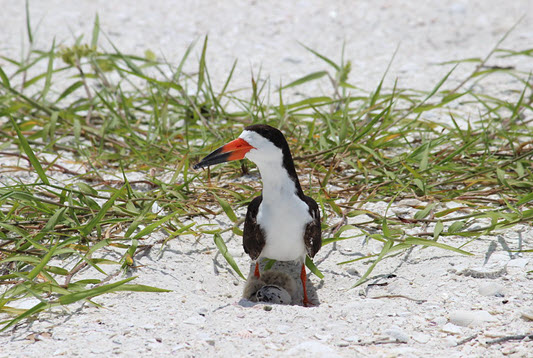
left=300, top=264, right=311, bottom=307
left=254, top=262, right=260, bottom=278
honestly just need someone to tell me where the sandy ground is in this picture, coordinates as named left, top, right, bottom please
left=1, top=1, right=533, bottom=357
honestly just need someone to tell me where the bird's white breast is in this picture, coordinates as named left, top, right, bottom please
left=256, top=194, right=312, bottom=262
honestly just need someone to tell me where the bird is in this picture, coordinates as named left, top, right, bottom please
left=194, top=124, right=321, bottom=306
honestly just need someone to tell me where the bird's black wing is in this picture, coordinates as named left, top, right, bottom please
left=303, top=195, right=322, bottom=258
left=243, top=195, right=266, bottom=260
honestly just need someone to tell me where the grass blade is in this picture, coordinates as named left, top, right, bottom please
left=196, top=35, right=208, bottom=96
left=434, top=221, right=444, bottom=240
left=351, top=239, right=394, bottom=288
left=40, top=38, right=55, bottom=101
left=305, top=256, right=324, bottom=279
left=1, top=302, right=48, bottom=332
left=110, top=284, right=172, bottom=293
left=130, top=213, right=175, bottom=240
left=91, top=14, right=100, bottom=48
left=27, top=242, right=59, bottom=280
left=58, top=277, right=136, bottom=304
left=9, top=116, right=50, bottom=185
left=214, top=233, right=245, bottom=279
left=299, top=42, right=340, bottom=71
left=403, top=237, right=472, bottom=256
left=80, top=186, right=125, bottom=237
left=0, top=66, right=10, bottom=87
left=214, top=193, right=238, bottom=223
left=280, top=71, right=328, bottom=90
left=25, top=0, right=33, bottom=45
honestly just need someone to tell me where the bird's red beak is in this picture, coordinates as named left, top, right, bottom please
left=194, top=138, right=254, bottom=169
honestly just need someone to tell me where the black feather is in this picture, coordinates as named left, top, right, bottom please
left=303, top=195, right=322, bottom=258
left=243, top=195, right=266, bottom=260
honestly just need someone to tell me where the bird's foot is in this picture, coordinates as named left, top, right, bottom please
left=302, top=297, right=316, bottom=307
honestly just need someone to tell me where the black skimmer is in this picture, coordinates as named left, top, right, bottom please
left=194, top=124, right=321, bottom=306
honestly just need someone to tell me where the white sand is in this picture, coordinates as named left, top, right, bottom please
left=1, top=1, right=532, bottom=357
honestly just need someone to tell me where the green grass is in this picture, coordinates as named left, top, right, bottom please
left=1, top=10, right=532, bottom=331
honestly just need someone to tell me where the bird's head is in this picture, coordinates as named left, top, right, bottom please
left=193, top=124, right=287, bottom=169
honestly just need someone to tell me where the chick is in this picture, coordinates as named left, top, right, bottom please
left=242, top=274, right=267, bottom=302
left=242, top=270, right=297, bottom=305
left=256, top=285, right=292, bottom=305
